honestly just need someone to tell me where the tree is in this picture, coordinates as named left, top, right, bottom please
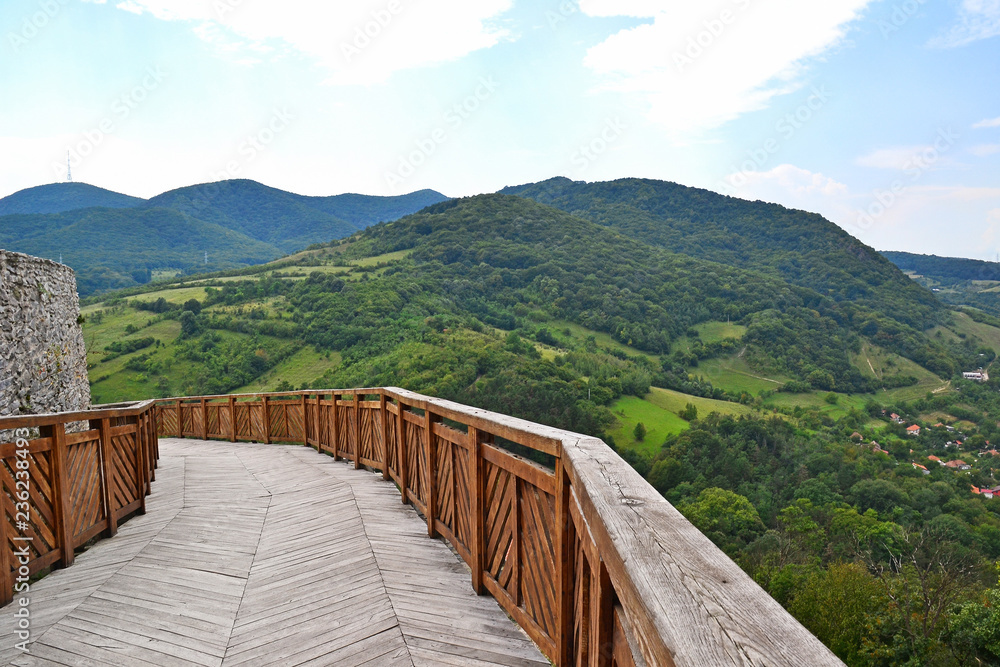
left=945, top=567, right=1000, bottom=664
left=678, top=487, right=764, bottom=556
left=179, top=310, right=199, bottom=338
left=679, top=402, right=698, bottom=421
left=183, top=298, right=202, bottom=314
left=633, top=422, right=647, bottom=442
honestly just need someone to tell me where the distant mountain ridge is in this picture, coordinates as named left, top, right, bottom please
left=0, top=180, right=448, bottom=295
left=0, top=182, right=144, bottom=215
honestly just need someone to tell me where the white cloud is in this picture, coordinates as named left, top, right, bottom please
left=856, top=146, right=935, bottom=170
left=579, top=0, right=873, bottom=135
left=929, top=0, right=1000, bottom=48
left=974, top=116, right=1000, bottom=128
left=971, top=144, right=1000, bottom=156
left=88, top=0, right=513, bottom=85
left=736, top=163, right=849, bottom=198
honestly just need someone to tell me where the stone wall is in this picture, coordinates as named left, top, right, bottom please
left=0, top=250, right=90, bottom=425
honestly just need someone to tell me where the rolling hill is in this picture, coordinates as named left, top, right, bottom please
left=883, top=250, right=1000, bottom=317
left=0, top=180, right=448, bottom=295
left=502, top=177, right=942, bottom=330
left=0, top=182, right=144, bottom=215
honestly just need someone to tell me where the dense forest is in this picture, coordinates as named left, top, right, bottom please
left=79, top=182, right=1000, bottom=665
left=0, top=179, right=446, bottom=295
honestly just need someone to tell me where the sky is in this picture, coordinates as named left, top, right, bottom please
left=0, top=0, right=998, bottom=259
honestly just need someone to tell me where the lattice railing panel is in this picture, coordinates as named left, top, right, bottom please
left=66, top=437, right=105, bottom=540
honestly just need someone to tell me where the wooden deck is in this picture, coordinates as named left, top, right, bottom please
left=0, top=439, right=548, bottom=667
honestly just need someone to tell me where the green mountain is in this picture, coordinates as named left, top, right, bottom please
left=0, top=207, right=280, bottom=295
left=0, top=182, right=144, bottom=215
left=0, top=179, right=448, bottom=296
left=144, top=180, right=449, bottom=252
left=502, top=177, right=941, bottom=329
left=302, top=190, right=452, bottom=228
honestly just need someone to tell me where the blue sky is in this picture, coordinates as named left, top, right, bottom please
left=1, top=0, right=998, bottom=259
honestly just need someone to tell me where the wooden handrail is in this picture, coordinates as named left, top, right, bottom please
left=153, top=388, right=844, bottom=666
left=0, top=401, right=159, bottom=606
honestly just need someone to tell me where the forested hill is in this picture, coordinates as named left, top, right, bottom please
left=143, top=180, right=448, bottom=252
left=882, top=250, right=1000, bottom=282
left=502, top=177, right=941, bottom=330
left=344, top=195, right=966, bottom=392
left=0, top=182, right=144, bottom=215
left=0, top=180, right=447, bottom=295
left=0, top=207, right=279, bottom=295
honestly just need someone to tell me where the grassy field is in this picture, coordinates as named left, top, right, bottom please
left=948, top=310, right=1000, bottom=355
left=609, top=387, right=756, bottom=455
left=126, top=286, right=210, bottom=305
left=608, top=395, right=689, bottom=456
left=547, top=319, right=659, bottom=362
left=234, top=347, right=343, bottom=393
left=688, top=355, right=788, bottom=395
left=762, top=391, right=869, bottom=419
left=673, top=321, right=746, bottom=354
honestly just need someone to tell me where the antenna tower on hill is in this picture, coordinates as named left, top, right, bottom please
left=66, top=151, right=72, bottom=183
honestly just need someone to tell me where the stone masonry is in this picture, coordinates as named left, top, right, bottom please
left=0, top=249, right=90, bottom=424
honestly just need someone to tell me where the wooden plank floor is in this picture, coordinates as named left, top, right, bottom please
left=0, top=439, right=549, bottom=667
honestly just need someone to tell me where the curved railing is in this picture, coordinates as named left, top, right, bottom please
left=0, top=401, right=159, bottom=606
left=154, top=388, right=844, bottom=667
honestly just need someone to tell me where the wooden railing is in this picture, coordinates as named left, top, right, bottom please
left=156, top=388, right=844, bottom=667
left=0, top=401, right=158, bottom=606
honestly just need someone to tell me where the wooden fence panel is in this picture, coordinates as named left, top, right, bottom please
left=65, top=431, right=106, bottom=545
left=0, top=402, right=157, bottom=606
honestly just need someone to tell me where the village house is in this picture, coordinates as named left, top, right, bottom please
left=912, top=462, right=930, bottom=475
left=946, top=459, right=972, bottom=471
left=906, top=424, right=921, bottom=436
left=928, top=455, right=944, bottom=465
left=963, top=369, right=990, bottom=382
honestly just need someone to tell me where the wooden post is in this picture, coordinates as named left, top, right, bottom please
left=318, top=394, right=327, bottom=453
left=556, top=457, right=574, bottom=665
left=45, top=423, right=75, bottom=568
left=379, top=393, right=390, bottom=480
left=200, top=398, right=208, bottom=440
left=229, top=396, right=236, bottom=442
left=261, top=395, right=271, bottom=444
left=354, top=394, right=362, bottom=469
left=302, top=393, right=311, bottom=450
left=176, top=399, right=182, bottom=437
left=425, top=411, right=439, bottom=537
left=134, top=415, right=147, bottom=515
left=331, top=393, right=341, bottom=460
left=93, top=417, right=117, bottom=537
left=469, top=426, right=485, bottom=595
left=397, top=401, right=408, bottom=504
